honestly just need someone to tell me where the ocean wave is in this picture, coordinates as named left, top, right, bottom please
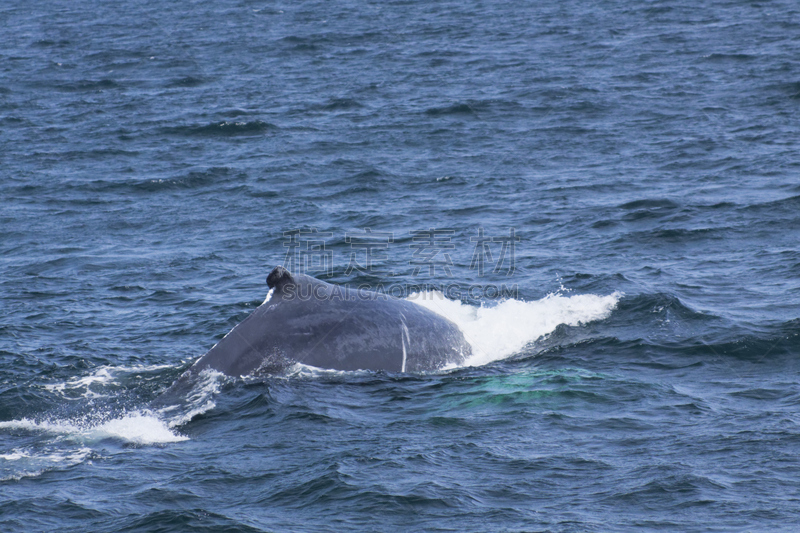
left=33, top=79, right=122, bottom=92
left=0, top=446, right=93, bottom=482
left=618, top=198, right=680, bottom=210
left=116, top=509, right=262, bottom=532
left=166, top=76, right=206, bottom=88
left=55, top=167, right=238, bottom=194
left=425, top=103, right=477, bottom=116
left=158, top=368, right=226, bottom=428
left=161, top=120, right=277, bottom=137
left=741, top=194, right=800, bottom=213
left=309, top=97, right=364, bottom=111
left=42, top=363, right=174, bottom=401
left=614, top=292, right=715, bottom=322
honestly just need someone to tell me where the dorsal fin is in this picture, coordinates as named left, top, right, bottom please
left=266, top=266, right=295, bottom=290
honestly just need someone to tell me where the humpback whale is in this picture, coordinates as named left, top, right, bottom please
left=175, top=267, right=471, bottom=381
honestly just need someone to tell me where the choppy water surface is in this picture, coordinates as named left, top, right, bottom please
left=2, top=0, right=800, bottom=531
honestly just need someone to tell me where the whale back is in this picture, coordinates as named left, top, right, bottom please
left=189, top=268, right=471, bottom=376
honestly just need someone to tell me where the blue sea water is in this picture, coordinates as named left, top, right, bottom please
left=2, top=0, right=800, bottom=530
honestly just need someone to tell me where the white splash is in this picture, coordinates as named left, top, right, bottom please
left=262, top=287, right=274, bottom=305
left=161, top=368, right=225, bottom=428
left=407, top=290, right=621, bottom=368
left=282, top=362, right=368, bottom=379
left=0, top=412, right=187, bottom=445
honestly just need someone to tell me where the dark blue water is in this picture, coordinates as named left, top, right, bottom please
left=3, top=0, right=800, bottom=530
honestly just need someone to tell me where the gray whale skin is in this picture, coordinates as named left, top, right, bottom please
left=181, top=267, right=471, bottom=378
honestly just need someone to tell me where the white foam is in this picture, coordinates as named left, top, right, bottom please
left=0, top=447, right=92, bottom=481
left=0, top=412, right=187, bottom=445
left=42, top=363, right=173, bottom=400
left=42, top=367, right=115, bottom=397
left=407, top=290, right=621, bottom=368
left=93, top=413, right=187, bottom=443
left=281, top=362, right=367, bottom=379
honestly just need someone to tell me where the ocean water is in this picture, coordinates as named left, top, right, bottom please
left=2, top=0, right=800, bottom=531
